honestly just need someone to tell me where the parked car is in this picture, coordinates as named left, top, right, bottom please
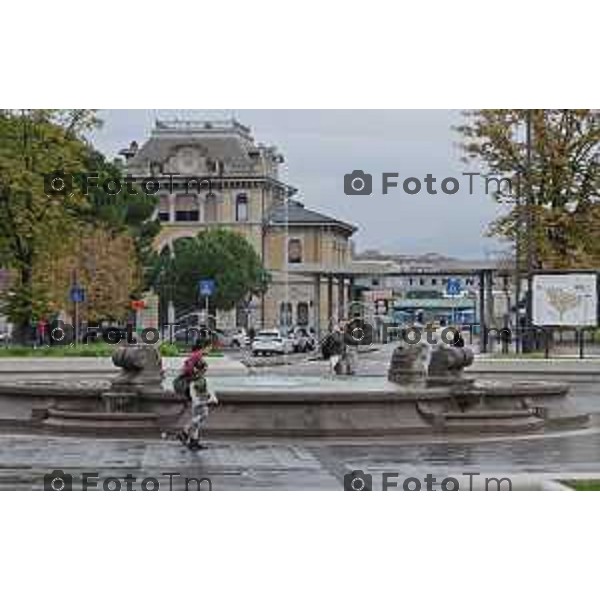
left=251, top=329, right=294, bottom=356
left=172, top=326, right=201, bottom=344
left=228, top=328, right=250, bottom=348
left=211, top=328, right=249, bottom=349
left=0, top=329, right=12, bottom=345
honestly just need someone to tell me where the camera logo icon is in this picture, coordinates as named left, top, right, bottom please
left=344, top=470, right=372, bottom=491
left=344, top=318, right=374, bottom=346
left=44, top=469, right=73, bottom=491
left=48, top=320, right=74, bottom=346
left=344, top=170, right=372, bottom=195
left=44, top=170, right=73, bottom=197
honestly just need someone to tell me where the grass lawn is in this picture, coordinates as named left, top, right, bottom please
left=562, top=480, right=600, bottom=491
left=0, top=343, right=225, bottom=358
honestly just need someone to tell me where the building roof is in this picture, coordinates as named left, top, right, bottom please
left=286, top=260, right=505, bottom=277
left=267, top=200, right=356, bottom=234
left=125, top=119, right=282, bottom=176
left=353, top=251, right=503, bottom=272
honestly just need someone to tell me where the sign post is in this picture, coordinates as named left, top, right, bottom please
left=446, top=278, right=462, bottom=326
left=131, top=299, right=146, bottom=339
left=533, top=274, right=597, bottom=327
left=532, top=273, right=598, bottom=359
left=198, top=279, right=216, bottom=325
left=69, top=285, right=85, bottom=345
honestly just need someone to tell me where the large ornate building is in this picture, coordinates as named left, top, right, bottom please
left=123, top=119, right=356, bottom=333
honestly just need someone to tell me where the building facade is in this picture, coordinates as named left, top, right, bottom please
left=124, top=119, right=356, bottom=333
left=352, top=253, right=510, bottom=329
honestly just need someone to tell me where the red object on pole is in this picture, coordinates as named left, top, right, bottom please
left=131, top=300, right=146, bottom=311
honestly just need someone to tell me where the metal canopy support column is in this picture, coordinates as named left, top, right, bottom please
left=327, top=274, right=333, bottom=330
left=337, top=276, right=345, bottom=320
left=313, top=274, right=321, bottom=340
left=479, top=270, right=487, bottom=353
left=168, top=195, right=175, bottom=223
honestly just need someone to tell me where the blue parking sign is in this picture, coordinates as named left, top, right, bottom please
left=446, top=278, right=461, bottom=296
left=70, top=286, right=85, bottom=303
left=198, top=279, right=216, bottom=297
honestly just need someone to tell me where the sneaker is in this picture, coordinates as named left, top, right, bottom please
left=187, top=439, right=207, bottom=451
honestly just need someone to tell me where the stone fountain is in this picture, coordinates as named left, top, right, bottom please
left=385, top=342, right=583, bottom=433
left=202, top=342, right=588, bottom=436
left=8, top=345, right=189, bottom=437
left=0, top=342, right=590, bottom=438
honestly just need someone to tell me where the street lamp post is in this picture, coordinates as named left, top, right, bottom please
left=524, top=109, right=535, bottom=353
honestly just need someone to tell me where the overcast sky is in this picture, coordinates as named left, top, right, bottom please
left=90, top=110, right=509, bottom=259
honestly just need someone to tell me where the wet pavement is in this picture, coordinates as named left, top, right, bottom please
left=2, top=422, right=600, bottom=490
left=1, top=348, right=599, bottom=490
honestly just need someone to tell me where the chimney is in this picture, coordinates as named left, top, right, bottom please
left=119, top=140, right=139, bottom=161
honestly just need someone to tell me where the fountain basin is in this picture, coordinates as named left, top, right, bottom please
left=202, top=377, right=586, bottom=436
left=0, top=375, right=588, bottom=438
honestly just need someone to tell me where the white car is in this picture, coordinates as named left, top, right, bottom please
left=230, top=328, right=250, bottom=348
left=214, top=328, right=249, bottom=348
left=251, top=329, right=294, bottom=356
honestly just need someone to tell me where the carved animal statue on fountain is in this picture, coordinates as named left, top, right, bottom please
left=110, top=344, right=164, bottom=394
left=387, top=341, right=431, bottom=386
left=427, top=344, right=474, bottom=387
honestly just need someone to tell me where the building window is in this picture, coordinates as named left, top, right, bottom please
left=205, top=193, right=218, bottom=222
left=279, top=302, right=293, bottom=328
left=419, top=278, right=425, bottom=286
left=297, top=302, right=309, bottom=326
left=174, top=194, right=199, bottom=222
left=465, top=278, right=474, bottom=286
left=372, top=278, right=379, bottom=287
left=236, top=193, right=248, bottom=221
left=288, top=238, right=302, bottom=264
left=158, top=195, right=170, bottom=222
left=431, top=278, right=437, bottom=286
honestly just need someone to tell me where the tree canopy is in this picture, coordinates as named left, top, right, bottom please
left=153, top=228, right=269, bottom=318
left=458, top=109, right=600, bottom=269
left=0, top=110, right=159, bottom=339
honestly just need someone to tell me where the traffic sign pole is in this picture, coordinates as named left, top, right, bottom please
left=198, top=279, right=216, bottom=326
left=75, top=300, right=79, bottom=346
left=446, top=278, right=462, bottom=328
left=70, top=284, right=85, bottom=346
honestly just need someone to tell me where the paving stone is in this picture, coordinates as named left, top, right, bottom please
left=0, top=428, right=599, bottom=490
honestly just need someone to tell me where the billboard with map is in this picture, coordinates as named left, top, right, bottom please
left=532, top=274, right=598, bottom=326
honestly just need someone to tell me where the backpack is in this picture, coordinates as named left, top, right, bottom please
left=173, top=374, right=190, bottom=398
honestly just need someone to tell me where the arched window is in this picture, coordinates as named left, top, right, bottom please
left=236, top=193, right=248, bottom=221
left=297, top=302, right=309, bottom=326
left=205, top=192, right=218, bottom=223
left=174, top=194, right=199, bottom=222
left=288, top=238, right=302, bottom=264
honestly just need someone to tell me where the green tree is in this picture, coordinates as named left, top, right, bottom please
left=458, top=109, right=600, bottom=268
left=75, top=151, right=160, bottom=294
left=154, top=228, right=269, bottom=319
left=0, top=109, right=99, bottom=342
